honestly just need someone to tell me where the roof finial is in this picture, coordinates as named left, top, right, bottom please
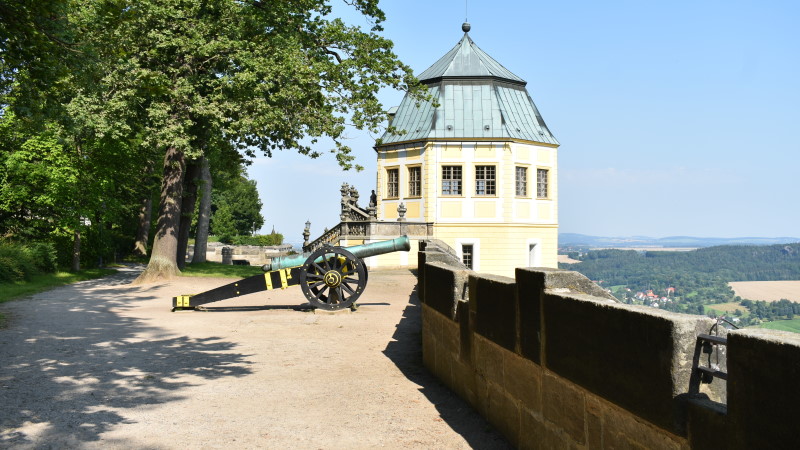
left=463, top=0, right=470, bottom=33
left=462, top=22, right=471, bottom=33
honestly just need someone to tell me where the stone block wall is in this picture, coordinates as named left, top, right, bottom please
left=186, top=243, right=292, bottom=266
left=418, top=255, right=800, bottom=449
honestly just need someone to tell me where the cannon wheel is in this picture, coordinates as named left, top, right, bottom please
left=299, top=246, right=367, bottom=310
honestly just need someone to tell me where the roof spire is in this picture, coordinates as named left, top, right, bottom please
left=463, top=0, right=470, bottom=33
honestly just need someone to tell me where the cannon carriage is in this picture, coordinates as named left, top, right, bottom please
left=172, top=236, right=410, bottom=311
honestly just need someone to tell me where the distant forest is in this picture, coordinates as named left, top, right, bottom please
left=561, top=243, right=800, bottom=318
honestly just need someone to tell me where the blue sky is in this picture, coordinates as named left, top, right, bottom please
left=249, top=0, right=800, bottom=246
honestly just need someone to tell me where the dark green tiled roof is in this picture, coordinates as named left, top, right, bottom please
left=380, top=31, right=558, bottom=146
left=417, top=34, right=525, bottom=84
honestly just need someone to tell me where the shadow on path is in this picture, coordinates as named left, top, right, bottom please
left=383, top=281, right=512, bottom=449
left=0, top=267, right=253, bottom=446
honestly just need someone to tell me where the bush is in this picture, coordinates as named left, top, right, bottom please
left=26, top=242, right=58, bottom=273
left=227, top=233, right=284, bottom=246
left=0, top=241, right=56, bottom=282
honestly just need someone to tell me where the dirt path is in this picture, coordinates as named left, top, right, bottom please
left=0, top=266, right=510, bottom=449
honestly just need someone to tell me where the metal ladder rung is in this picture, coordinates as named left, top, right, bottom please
left=697, top=333, right=727, bottom=346
left=696, top=365, right=728, bottom=381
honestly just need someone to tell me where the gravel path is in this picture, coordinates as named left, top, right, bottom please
left=0, top=266, right=510, bottom=449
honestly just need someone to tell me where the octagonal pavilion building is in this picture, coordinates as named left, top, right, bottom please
left=374, top=23, right=559, bottom=276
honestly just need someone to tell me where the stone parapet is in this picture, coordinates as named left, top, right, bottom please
left=420, top=263, right=800, bottom=448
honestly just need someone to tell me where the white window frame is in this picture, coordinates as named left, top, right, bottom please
left=442, top=165, right=463, bottom=196
left=515, top=166, right=528, bottom=197
left=527, top=238, right=543, bottom=267
left=386, top=167, right=399, bottom=198
left=455, top=238, right=480, bottom=272
left=536, top=168, right=549, bottom=199
left=475, top=165, right=496, bottom=196
left=408, top=165, right=422, bottom=197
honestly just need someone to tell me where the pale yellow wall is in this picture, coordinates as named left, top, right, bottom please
left=475, top=145, right=496, bottom=159
left=433, top=223, right=558, bottom=278
left=376, top=144, right=425, bottom=222
left=374, top=139, right=559, bottom=278
left=515, top=202, right=531, bottom=220
left=361, top=237, right=419, bottom=269
left=501, top=142, right=514, bottom=222
left=405, top=200, right=421, bottom=219
left=384, top=202, right=399, bottom=219
left=474, top=201, right=497, bottom=218
left=442, top=144, right=462, bottom=159
left=423, top=142, right=436, bottom=222
left=440, top=201, right=463, bottom=218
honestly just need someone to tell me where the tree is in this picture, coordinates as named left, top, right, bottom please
left=0, top=108, right=148, bottom=269
left=211, top=170, right=264, bottom=238
left=190, top=156, right=212, bottom=263
left=2, top=1, right=160, bottom=270
left=88, top=1, right=423, bottom=282
left=0, top=0, right=74, bottom=95
left=210, top=203, right=236, bottom=244
left=4, top=1, right=426, bottom=282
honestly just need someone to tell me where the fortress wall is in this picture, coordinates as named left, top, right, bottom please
left=418, top=256, right=800, bottom=449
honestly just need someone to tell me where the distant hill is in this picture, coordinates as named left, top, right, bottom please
left=559, top=233, right=800, bottom=249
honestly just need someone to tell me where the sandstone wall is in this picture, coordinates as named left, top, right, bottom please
left=418, top=251, right=800, bottom=449
left=186, top=243, right=292, bottom=266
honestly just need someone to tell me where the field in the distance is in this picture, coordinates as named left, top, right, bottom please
left=755, top=318, right=800, bottom=333
left=729, top=281, right=800, bottom=302
left=704, top=302, right=746, bottom=315
left=557, top=254, right=581, bottom=264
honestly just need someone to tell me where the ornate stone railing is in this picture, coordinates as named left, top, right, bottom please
left=304, top=220, right=433, bottom=253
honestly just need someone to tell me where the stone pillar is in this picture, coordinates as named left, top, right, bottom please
left=340, top=183, right=350, bottom=222
left=221, top=247, right=233, bottom=265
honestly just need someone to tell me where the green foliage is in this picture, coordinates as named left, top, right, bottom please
left=0, top=241, right=58, bottom=282
left=210, top=205, right=237, bottom=244
left=210, top=169, right=264, bottom=238
left=0, top=109, right=149, bottom=267
left=229, top=233, right=284, bottom=246
left=0, top=0, right=75, bottom=96
left=23, top=0, right=427, bottom=168
left=2, top=1, right=425, bottom=278
left=741, top=299, right=800, bottom=322
left=755, top=318, right=800, bottom=333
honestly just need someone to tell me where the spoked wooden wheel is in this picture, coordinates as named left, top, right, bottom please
left=299, top=247, right=367, bottom=310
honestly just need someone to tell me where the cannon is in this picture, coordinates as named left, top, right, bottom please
left=172, top=236, right=410, bottom=311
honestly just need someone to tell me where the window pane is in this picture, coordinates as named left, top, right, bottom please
left=462, top=244, right=473, bottom=269
left=442, top=166, right=462, bottom=195
left=516, top=167, right=527, bottom=196
left=475, top=165, right=495, bottom=195
left=537, top=168, right=548, bottom=198
left=387, top=169, right=399, bottom=198
left=409, top=167, right=421, bottom=197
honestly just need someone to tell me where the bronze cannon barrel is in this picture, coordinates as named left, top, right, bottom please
left=262, top=235, right=411, bottom=272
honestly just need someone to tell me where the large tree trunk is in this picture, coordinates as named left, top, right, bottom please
left=133, top=146, right=186, bottom=284
left=132, top=195, right=152, bottom=258
left=176, top=160, right=201, bottom=270
left=191, top=156, right=212, bottom=264
left=71, top=228, right=81, bottom=272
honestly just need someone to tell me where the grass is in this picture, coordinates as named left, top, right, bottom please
left=755, top=318, right=800, bottom=333
left=705, top=301, right=747, bottom=316
left=0, top=268, right=117, bottom=325
left=179, top=262, right=264, bottom=278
